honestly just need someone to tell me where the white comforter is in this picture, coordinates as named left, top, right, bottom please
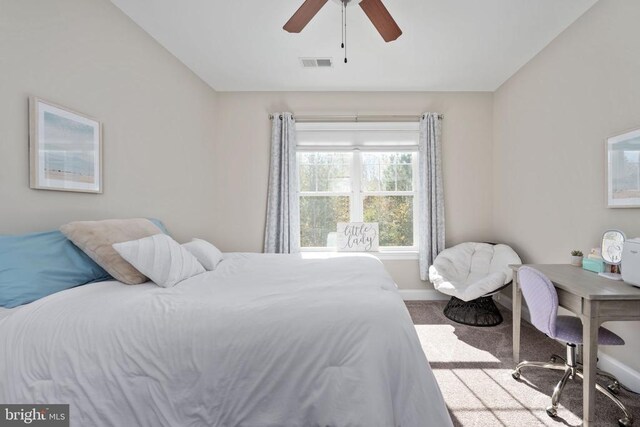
left=0, top=253, right=452, bottom=427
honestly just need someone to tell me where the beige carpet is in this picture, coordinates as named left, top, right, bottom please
left=405, top=301, right=640, bottom=427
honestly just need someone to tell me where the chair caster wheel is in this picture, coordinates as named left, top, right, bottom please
left=608, top=382, right=621, bottom=394
left=511, top=371, right=520, bottom=380
left=546, top=406, right=558, bottom=418
left=618, top=416, right=633, bottom=427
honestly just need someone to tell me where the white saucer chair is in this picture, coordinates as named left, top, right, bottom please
left=429, top=242, right=522, bottom=326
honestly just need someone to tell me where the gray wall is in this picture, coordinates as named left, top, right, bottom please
left=493, top=0, right=640, bottom=372
left=215, top=91, right=495, bottom=290
left=0, top=0, right=219, bottom=243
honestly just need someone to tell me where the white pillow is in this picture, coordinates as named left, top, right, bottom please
left=182, top=238, right=223, bottom=271
left=113, top=234, right=205, bottom=288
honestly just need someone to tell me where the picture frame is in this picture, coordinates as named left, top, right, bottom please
left=337, top=222, right=379, bottom=252
left=606, top=129, right=640, bottom=208
left=606, top=127, right=640, bottom=208
left=29, top=97, right=103, bottom=193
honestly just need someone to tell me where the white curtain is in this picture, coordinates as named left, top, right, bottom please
left=418, top=113, right=445, bottom=280
left=264, top=113, right=300, bottom=253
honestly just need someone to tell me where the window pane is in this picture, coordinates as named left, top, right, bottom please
left=300, top=196, right=350, bottom=247
left=362, top=163, right=380, bottom=191
left=298, top=163, right=314, bottom=192
left=395, top=163, right=413, bottom=191
left=361, top=152, right=414, bottom=192
left=298, top=152, right=351, bottom=192
left=382, top=164, right=396, bottom=191
left=363, top=195, right=413, bottom=247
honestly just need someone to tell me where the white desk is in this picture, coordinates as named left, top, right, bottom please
left=511, top=264, right=640, bottom=427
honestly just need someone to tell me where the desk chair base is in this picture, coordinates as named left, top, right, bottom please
left=512, top=343, right=633, bottom=427
left=443, top=295, right=503, bottom=327
left=550, top=350, right=636, bottom=396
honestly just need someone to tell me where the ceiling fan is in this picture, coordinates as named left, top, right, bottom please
left=283, top=0, right=402, bottom=62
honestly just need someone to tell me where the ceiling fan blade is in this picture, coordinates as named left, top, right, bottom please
left=359, top=0, right=402, bottom=42
left=283, top=0, right=329, bottom=33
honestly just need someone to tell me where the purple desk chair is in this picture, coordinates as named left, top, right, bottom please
left=511, top=266, right=633, bottom=427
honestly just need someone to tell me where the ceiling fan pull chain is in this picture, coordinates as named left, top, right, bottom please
left=344, top=2, right=348, bottom=63
left=341, top=2, right=344, bottom=49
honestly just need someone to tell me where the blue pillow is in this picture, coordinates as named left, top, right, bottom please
left=148, top=218, right=170, bottom=235
left=0, top=230, right=111, bottom=308
left=0, top=218, right=170, bottom=308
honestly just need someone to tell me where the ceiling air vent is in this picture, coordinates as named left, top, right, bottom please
left=300, top=58, right=333, bottom=68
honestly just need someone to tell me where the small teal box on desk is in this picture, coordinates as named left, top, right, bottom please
left=582, top=258, right=605, bottom=273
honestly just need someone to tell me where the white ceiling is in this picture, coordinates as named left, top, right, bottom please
left=110, top=0, right=597, bottom=92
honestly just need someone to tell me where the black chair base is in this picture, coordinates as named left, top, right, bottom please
left=443, top=295, right=503, bottom=327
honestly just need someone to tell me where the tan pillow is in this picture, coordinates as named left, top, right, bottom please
left=60, top=218, right=163, bottom=285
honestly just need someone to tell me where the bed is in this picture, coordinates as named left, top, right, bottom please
left=0, top=253, right=452, bottom=427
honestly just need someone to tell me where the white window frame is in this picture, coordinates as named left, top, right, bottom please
left=296, top=122, right=420, bottom=258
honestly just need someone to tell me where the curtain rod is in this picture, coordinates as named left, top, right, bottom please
left=268, top=114, right=443, bottom=122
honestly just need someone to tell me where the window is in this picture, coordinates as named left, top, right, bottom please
left=296, top=122, right=419, bottom=253
left=298, top=152, right=352, bottom=247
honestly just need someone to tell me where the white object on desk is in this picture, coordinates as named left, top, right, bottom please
left=622, top=238, right=640, bottom=287
left=600, top=229, right=625, bottom=281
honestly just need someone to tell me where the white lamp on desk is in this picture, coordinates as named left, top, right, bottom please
left=599, top=229, right=625, bottom=281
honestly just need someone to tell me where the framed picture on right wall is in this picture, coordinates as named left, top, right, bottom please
left=607, top=127, right=640, bottom=208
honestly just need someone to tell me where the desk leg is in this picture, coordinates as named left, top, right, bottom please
left=582, top=301, right=600, bottom=427
left=512, top=271, right=521, bottom=362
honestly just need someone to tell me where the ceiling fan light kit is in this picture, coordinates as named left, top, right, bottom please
left=283, top=0, right=402, bottom=63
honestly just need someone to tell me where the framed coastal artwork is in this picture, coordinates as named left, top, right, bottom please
left=607, top=127, right=640, bottom=208
left=29, top=97, right=102, bottom=193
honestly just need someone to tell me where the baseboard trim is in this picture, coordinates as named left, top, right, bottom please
left=495, top=293, right=640, bottom=393
left=399, top=289, right=449, bottom=301
left=597, top=352, right=640, bottom=393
